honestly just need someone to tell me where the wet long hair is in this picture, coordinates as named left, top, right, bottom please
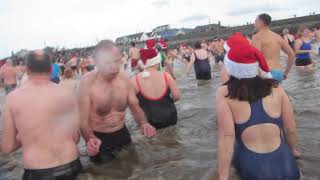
left=223, top=76, right=279, bottom=102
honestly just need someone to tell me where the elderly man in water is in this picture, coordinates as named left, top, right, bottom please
left=252, top=13, right=295, bottom=83
left=79, top=40, right=156, bottom=164
left=1, top=50, right=82, bottom=180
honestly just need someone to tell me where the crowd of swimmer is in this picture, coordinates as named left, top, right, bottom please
left=0, top=13, right=319, bottom=180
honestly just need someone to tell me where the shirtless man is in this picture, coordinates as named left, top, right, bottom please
left=252, top=14, right=295, bottom=83
left=129, top=42, right=141, bottom=74
left=180, top=44, right=192, bottom=63
left=79, top=40, right=156, bottom=164
left=210, top=38, right=225, bottom=65
left=1, top=50, right=82, bottom=180
left=0, top=59, right=18, bottom=94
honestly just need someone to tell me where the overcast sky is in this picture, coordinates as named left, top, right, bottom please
left=0, top=0, right=319, bottom=58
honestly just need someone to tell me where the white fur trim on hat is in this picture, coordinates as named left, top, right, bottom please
left=145, top=54, right=162, bottom=68
left=224, top=54, right=259, bottom=79
left=224, top=42, right=230, bottom=52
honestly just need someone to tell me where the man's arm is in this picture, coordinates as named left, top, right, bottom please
left=127, top=79, right=149, bottom=127
left=127, top=79, right=156, bottom=137
left=78, top=78, right=95, bottom=142
left=1, top=97, right=21, bottom=154
left=216, top=87, right=235, bottom=180
left=281, top=38, right=295, bottom=77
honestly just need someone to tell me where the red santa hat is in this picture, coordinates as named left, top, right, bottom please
left=140, top=47, right=159, bottom=66
left=146, top=39, right=156, bottom=49
left=224, top=32, right=272, bottom=79
left=181, top=43, right=188, bottom=48
left=159, top=38, right=168, bottom=49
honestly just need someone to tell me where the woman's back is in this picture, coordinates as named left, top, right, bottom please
left=225, top=87, right=300, bottom=180
left=194, top=49, right=208, bottom=60
left=228, top=87, right=282, bottom=152
left=132, top=71, right=180, bottom=129
left=134, top=71, right=168, bottom=98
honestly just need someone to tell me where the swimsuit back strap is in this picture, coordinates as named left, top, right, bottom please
left=235, top=99, right=282, bottom=137
left=194, top=52, right=198, bottom=60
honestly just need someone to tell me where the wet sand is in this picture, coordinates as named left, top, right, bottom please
left=0, top=56, right=319, bottom=180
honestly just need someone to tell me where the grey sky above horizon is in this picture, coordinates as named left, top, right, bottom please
left=0, top=0, right=319, bottom=58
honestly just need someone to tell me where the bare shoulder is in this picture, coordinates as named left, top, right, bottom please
left=271, top=86, right=286, bottom=98
left=118, top=71, right=130, bottom=82
left=80, top=71, right=97, bottom=85
left=271, top=31, right=284, bottom=41
left=5, top=86, right=28, bottom=105
left=118, top=71, right=134, bottom=88
left=252, top=32, right=262, bottom=40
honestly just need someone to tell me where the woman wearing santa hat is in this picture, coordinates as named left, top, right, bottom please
left=131, top=50, right=181, bottom=130
left=216, top=33, right=301, bottom=180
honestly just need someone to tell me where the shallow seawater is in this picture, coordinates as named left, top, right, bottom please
left=0, top=55, right=320, bottom=180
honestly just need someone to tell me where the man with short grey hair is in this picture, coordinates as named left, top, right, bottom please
left=79, top=40, right=156, bottom=164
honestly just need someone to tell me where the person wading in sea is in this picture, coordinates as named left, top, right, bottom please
left=252, top=13, right=295, bottom=83
left=1, top=50, right=82, bottom=180
left=132, top=45, right=181, bottom=129
left=186, top=42, right=212, bottom=81
left=79, top=40, right=156, bottom=164
left=216, top=33, right=301, bottom=180
left=0, top=59, right=18, bottom=94
left=294, top=25, right=317, bottom=71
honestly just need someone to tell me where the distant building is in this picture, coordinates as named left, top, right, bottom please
left=152, top=25, right=170, bottom=33
left=149, top=25, right=192, bottom=39
left=193, top=24, right=221, bottom=33
left=115, top=25, right=192, bottom=45
left=116, top=32, right=144, bottom=45
left=177, top=28, right=193, bottom=36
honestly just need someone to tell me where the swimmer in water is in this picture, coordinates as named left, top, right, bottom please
left=79, top=40, right=156, bottom=164
left=253, top=13, right=295, bottom=83
left=217, top=33, right=301, bottom=180
left=0, top=59, right=18, bottom=94
left=186, top=42, right=212, bottom=80
left=294, top=25, right=317, bottom=70
left=1, top=50, right=82, bottom=180
left=131, top=51, right=181, bottom=129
